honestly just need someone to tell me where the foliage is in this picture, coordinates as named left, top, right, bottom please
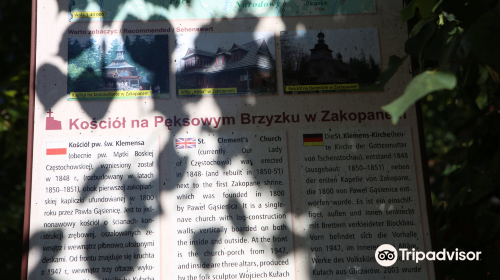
left=0, top=0, right=31, bottom=278
left=280, top=36, right=309, bottom=86
left=123, top=35, right=169, bottom=89
left=105, top=39, right=122, bottom=66
left=67, top=38, right=104, bottom=93
left=382, top=71, right=456, bottom=124
left=378, top=0, right=500, bottom=279
left=347, top=51, right=381, bottom=87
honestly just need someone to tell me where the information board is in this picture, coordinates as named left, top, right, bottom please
left=25, top=0, right=436, bottom=279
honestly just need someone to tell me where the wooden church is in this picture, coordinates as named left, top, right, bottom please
left=103, top=46, right=142, bottom=90
left=179, top=38, right=276, bottom=94
left=306, top=32, right=358, bottom=85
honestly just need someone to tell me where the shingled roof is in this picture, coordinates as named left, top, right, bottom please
left=182, top=48, right=216, bottom=59
left=181, top=38, right=275, bottom=74
left=104, top=45, right=137, bottom=69
left=104, top=61, right=136, bottom=69
left=215, top=48, right=231, bottom=55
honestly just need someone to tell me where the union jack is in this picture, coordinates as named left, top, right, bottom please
left=175, top=138, right=196, bottom=149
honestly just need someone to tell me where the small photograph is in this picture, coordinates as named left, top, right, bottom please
left=280, top=29, right=382, bottom=94
left=67, top=35, right=169, bottom=100
left=175, top=32, right=277, bottom=97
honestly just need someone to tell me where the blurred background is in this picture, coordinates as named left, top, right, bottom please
left=0, top=1, right=31, bottom=278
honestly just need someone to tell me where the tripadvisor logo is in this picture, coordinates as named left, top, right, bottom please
left=375, top=244, right=398, bottom=267
left=375, top=244, right=482, bottom=267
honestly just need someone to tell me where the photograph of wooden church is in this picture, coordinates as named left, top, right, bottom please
left=175, top=32, right=277, bottom=96
left=280, top=28, right=382, bottom=94
left=67, top=34, right=169, bottom=100
left=102, top=45, right=142, bottom=90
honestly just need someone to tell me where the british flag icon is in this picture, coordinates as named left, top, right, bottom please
left=175, top=138, right=197, bottom=149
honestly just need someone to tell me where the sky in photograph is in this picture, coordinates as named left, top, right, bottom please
left=283, top=28, right=381, bottom=65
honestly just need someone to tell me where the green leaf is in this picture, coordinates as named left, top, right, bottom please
left=475, top=88, right=489, bottom=110
left=432, top=0, right=444, bottom=13
left=3, top=90, right=17, bottom=98
left=476, top=65, right=489, bottom=85
left=401, top=0, right=417, bottom=22
left=375, top=55, right=408, bottom=88
left=382, top=71, right=457, bottom=124
left=486, top=65, right=500, bottom=84
left=409, top=14, right=438, bottom=38
left=417, top=0, right=437, bottom=18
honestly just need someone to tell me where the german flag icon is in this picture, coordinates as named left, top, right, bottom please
left=303, top=133, right=324, bottom=146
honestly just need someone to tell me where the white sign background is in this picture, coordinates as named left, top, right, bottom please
left=27, top=1, right=436, bottom=280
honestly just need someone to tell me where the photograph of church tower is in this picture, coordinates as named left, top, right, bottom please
left=280, top=28, right=381, bottom=94
left=175, top=32, right=277, bottom=96
left=67, top=34, right=169, bottom=100
left=306, top=31, right=358, bottom=85
left=102, top=45, right=142, bottom=90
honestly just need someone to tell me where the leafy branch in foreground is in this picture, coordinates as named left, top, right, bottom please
left=377, top=1, right=500, bottom=279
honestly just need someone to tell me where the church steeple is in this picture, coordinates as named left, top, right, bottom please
left=313, top=31, right=330, bottom=51
left=318, top=31, right=325, bottom=44
left=307, top=31, right=358, bottom=85
left=115, top=45, right=125, bottom=61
